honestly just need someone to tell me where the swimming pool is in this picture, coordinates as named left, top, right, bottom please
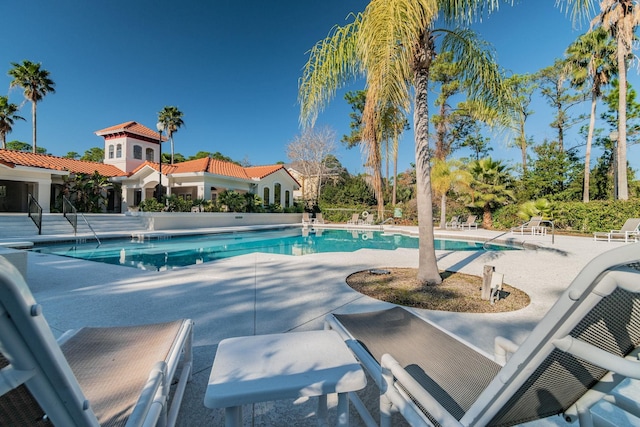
left=31, top=228, right=516, bottom=271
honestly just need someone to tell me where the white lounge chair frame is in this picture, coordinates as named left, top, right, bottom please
left=326, top=243, right=640, bottom=427
left=444, top=215, right=460, bottom=230
left=459, top=215, right=478, bottom=230
left=0, top=257, right=194, bottom=427
left=511, top=215, right=544, bottom=235
left=593, top=218, right=640, bottom=242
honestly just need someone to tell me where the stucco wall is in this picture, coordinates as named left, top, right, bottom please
left=134, top=212, right=302, bottom=230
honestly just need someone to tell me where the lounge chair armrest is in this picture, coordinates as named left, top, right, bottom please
left=126, top=361, right=167, bottom=427
left=494, top=336, right=519, bottom=365
left=554, top=336, right=640, bottom=379
left=381, top=353, right=463, bottom=427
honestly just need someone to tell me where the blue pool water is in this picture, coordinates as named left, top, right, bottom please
left=32, top=228, right=515, bottom=271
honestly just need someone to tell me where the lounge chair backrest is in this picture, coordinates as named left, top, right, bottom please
left=528, top=216, right=542, bottom=226
left=619, top=218, right=640, bottom=232
left=466, top=243, right=640, bottom=425
left=463, top=215, right=476, bottom=224
left=302, top=212, right=310, bottom=223
left=0, top=258, right=100, bottom=426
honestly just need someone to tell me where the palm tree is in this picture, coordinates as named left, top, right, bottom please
left=0, top=96, right=25, bottom=149
left=466, top=157, right=515, bottom=229
left=561, top=0, right=640, bottom=199
left=565, top=27, right=617, bottom=203
left=158, top=106, right=185, bottom=165
left=431, top=159, right=472, bottom=229
left=299, top=0, right=509, bottom=286
left=8, top=60, right=55, bottom=153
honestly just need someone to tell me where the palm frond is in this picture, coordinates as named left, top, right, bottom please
left=298, top=15, right=363, bottom=127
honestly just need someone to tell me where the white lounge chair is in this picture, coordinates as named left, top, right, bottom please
left=312, top=212, right=324, bottom=224
left=593, top=218, right=640, bottom=242
left=302, top=212, right=311, bottom=225
left=347, top=213, right=361, bottom=225
left=0, top=257, right=194, bottom=427
left=512, top=216, right=545, bottom=235
left=326, top=243, right=640, bottom=426
left=444, top=215, right=460, bottom=229
left=459, top=214, right=478, bottom=230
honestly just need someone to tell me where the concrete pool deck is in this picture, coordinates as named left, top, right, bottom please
left=15, top=225, right=639, bottom=425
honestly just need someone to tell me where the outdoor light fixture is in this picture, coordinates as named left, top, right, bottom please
left=156, top=122, right=165, bottom=202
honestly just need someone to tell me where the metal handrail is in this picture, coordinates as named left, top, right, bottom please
left=62, top=196, right=101, bottom=245
left=27, top=193, right=43, bottom=235
left=482, top=231, right=510, bottom=250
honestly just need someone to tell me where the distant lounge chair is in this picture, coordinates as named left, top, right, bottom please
left=459, top=215, right=478, bottom=230
left=444, top=215, right=460, bottom=229
left=594, top=218, right=640, bottom=242
left=363, top=214, right=374, bottom=226
left=302, top=212, right=311, bottom=225
left=0, top=257, right=194, bottom=427
left=326, top=243, right=640, bottom=426
left=312, top=212, right=324, bottom=224
left=347, top=213, right=361, bottom=225
left=512, top=216, right=544, bottom=235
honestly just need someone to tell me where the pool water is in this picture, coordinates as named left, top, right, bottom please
left=32, top=228, right=515, bottom=271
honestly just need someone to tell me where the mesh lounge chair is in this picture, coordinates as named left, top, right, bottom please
left=0, top=257, right=194, bottom=427
left=593, top=218, right=640, bottom=242
left=347, top=213, right=361, bottom=225
left=312, top=212, right=324, bottom=224
left=302, top=212, right=311, bottom=225
left=459, top=215, right=478, bottom=230
left=511, top=216, right=544, bottom=235
left=326, top=243, right=640, bottom=426
left=444, top=215, right=460, bottom=230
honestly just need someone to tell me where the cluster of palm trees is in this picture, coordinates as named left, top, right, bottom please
left=0, top=60, right=55, bottom=152
left=298, top=0, right=638, bottom=286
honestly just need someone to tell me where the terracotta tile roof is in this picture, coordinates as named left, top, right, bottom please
left=0, top=149, right=126, bottom=176
left=127, top=158, right=298, bottom=185
left=245, top=165, right=285, bottom=179
left=95, top=121, right=167, bottom=142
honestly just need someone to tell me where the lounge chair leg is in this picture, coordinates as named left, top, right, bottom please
left=336, top=392, right=349, bottom=426
left=380, top=394, right=393, bottom=427
left=225, top=406, right=242, bottom=427
left=317, top=394, right=328, bottom=426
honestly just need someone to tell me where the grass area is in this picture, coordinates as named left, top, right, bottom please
left=346, top=268, right=530, bottom=313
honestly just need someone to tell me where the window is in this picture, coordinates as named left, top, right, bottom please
left=133, top=145, right=142, bottom=160
left=108, top=145, right=114, bottom=159
left=146, top=148, right=154, bottom=161
left=263, top=187, right=270, bottom=206
left=274, top=183, right=281, bottom=206
left=116, top=144, right=122, bottom=158
left=285, top=190, right=290, bottom=208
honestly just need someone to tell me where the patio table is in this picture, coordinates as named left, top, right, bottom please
left=204, top=330, right=367, bottom=426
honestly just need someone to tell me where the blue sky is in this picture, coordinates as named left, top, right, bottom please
left=2, top=1, right=639, bottom=174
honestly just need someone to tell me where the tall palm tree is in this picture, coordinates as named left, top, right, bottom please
left=158, top=106, right=185, bottom=164
left=8, top=60, right=55, bottom=153
left=560, top=0, right=640, bottom=199
left=0, top=96, right=25, bottom=149
left=565, top=27, right=617, bottom=203
left=299, top=0, right=509, bottom=286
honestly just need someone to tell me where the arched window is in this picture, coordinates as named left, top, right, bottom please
left=285, top=190, right=290, bottom=208
left=133, top=145, right=142, bottom=160
left=274, top=183, right=281, bottom=206
left=116, top=144, right=122, bottom=158
left=263, top=187, right=270, bottom=206
left=108, top=145, right=114, bottom=159
left=146, top=148, right=154, bottom=161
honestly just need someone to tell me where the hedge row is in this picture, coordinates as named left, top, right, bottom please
left=492, top=199, right=640, bottom=234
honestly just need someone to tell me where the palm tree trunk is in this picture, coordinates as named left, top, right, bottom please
left=483, top=207, right=492, bottom=229
left=392, top=129, right=398, bottom=206
left=583, top=91, right=597, bottom=203
left=170, top=136, right=175, bottom=165
left=32, top=101, right=37, bottom=153
left=414, top=59, right=441, bottom=286
left=617, top=41, right=628, bottom=200
left=440, top=193, right=446, bottom=230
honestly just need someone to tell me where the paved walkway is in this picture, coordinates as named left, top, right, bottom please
left=20, top=226, right=633, bottom=425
